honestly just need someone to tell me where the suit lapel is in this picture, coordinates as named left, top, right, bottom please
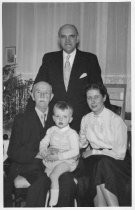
left=45, top=108, right=54, bottom=130
left=55, top=51, right=67, bottom=92
left=33, top=109, right=53, bottom=137
left=67, top=50, right=82, bottom=91
left=56, top=51, right=64, bottom=83
left=33, top=109, right=43, bottom=130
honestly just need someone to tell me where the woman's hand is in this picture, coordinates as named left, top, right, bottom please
left=82, top=149, right=93, bottom=159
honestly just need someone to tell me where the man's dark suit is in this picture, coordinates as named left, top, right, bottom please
left=7, top=109, right=76, bottom=207
left=27, top=49, right=110, bottom=132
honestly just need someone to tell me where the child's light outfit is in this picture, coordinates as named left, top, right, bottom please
left=39, top=125, right=79, bottom=176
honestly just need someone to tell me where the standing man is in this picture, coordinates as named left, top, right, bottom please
left=27, top=24, right=110, bottom=133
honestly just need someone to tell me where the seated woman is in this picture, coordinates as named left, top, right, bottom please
left=79, top=83, right=131, bottom=206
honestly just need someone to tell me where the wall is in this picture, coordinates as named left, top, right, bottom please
left=2, top=3, right=17, bottom=66
left=2, top=2, right=131, bottom=112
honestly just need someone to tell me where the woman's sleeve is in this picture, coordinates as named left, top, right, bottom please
left=94, top=117, right=127, bottom=160
left=112, top=117, right=127, bottom=159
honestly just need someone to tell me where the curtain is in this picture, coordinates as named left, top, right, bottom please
left=6, top=2, right=131, bottom=111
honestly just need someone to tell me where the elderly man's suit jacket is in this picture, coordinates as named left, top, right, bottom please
left=7, top=109, right=54, bottom=180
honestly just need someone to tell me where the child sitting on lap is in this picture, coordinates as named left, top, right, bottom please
left=38, top=101, right=79, bottom=207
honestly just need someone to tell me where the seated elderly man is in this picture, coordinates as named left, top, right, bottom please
left=7, top=81, right=77, bottom=207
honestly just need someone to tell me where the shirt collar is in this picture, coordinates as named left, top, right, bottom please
left=57, top=125, right=70, bottom=132
left=35, top=107, right=48, bottom=121
left=92, top=106, right=106, bottom=118
left=63, top=49, right=76, bottom=59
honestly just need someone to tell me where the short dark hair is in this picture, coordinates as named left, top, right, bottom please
left=53, top=101, right=73, bottom=116
left=86, top=83, right=108, bottom=98
left=58, top=24, right=79, bottom=37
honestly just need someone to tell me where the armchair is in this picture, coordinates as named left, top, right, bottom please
left=105, top=83, right=126, bottom=119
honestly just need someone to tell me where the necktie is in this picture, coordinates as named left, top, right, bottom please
left=64, top=55, right=71, bottom=90
left=43, top=114, right=46, bottom=127
left=41, top=114, right=46, bottom=127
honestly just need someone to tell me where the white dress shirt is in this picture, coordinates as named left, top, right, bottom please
left=35, top=107, right=48, bottom=127
left=63, top=49, right=76, bottom=90
left=63, top=49, right=76, bottom=69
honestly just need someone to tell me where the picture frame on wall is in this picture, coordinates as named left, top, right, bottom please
left=5, top=46, right=16, bottom=65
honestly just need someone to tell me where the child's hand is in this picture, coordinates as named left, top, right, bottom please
left=45, top=153, right=59, bottom=161
left=48, top=147, right=59, bottom=155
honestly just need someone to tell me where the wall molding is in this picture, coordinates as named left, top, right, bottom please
left=103, top=74, right=131, bottom=84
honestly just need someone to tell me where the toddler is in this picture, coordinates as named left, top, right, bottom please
left=39, top=101, right=79, bottom=206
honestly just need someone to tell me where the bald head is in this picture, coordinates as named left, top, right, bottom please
left=32, top=81, right=52, bottom=95
left=58, top=24, right=79, bottom=37
left=58, top=24, right=79, bottom=54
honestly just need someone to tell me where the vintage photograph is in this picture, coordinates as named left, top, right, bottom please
left=2, top=1, right=132, bottom=208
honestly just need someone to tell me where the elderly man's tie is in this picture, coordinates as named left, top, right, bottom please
left=41, top=114, right=46, bottom=127
left=43, top=114, right=46, bottom=127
